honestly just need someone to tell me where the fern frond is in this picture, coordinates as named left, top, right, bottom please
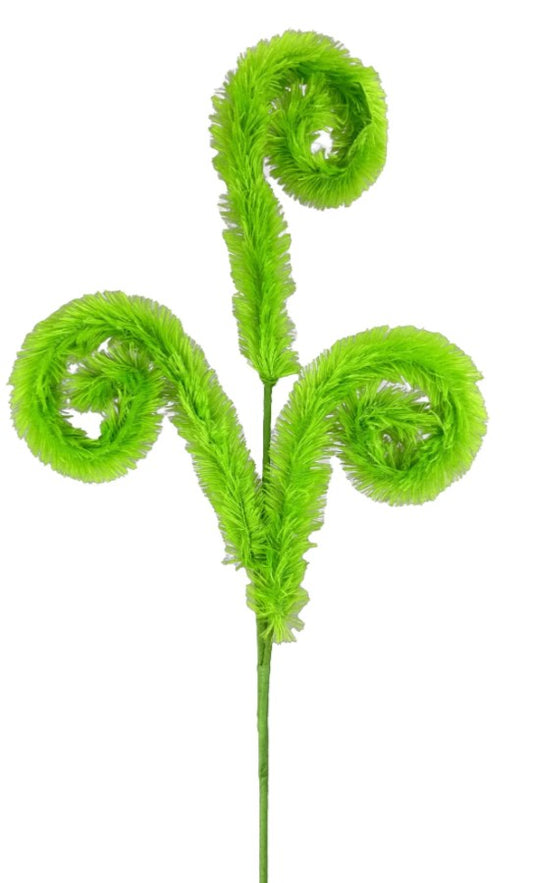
left=210, top=29, right=387, bottom=384
left=9, top=291, right=266, bottom=574
left=8, top=31, right=488, bottom=881
left=252, top=326, right=487, bottom=642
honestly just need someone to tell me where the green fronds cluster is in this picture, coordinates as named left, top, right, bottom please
left=210, top=29, right=387, bottom=384
left=9, top=32, right=486, bottom=645
left=9, top=291, right=265, bottom=574
left=251, top=327, right=487, bottom=642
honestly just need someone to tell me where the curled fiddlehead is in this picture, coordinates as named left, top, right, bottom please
left=211, top=29, right=387, bottom=384
left=251, top=326, right=487, bottom=642
left=9, top=291, right=265, bottom=573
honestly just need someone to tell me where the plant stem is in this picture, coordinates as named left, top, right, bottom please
left=257, top=622, right=272, bottom=883
left=262, top=380, right=273, bottom=483
left=258, top=380, right=274, bottom=883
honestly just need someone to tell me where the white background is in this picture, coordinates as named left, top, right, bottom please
left=0, top=1, right=531, bottom=881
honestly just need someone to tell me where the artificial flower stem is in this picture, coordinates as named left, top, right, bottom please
left=257, top=625, right=272, bottom=883
left=258, top=380, right=274, bottom=882
left=262, top=380, right=273, bottom=483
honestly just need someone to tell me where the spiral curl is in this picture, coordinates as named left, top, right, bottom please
left=251, top=326, right=487, bottom=642
left=9, top=291, right=266, bottom=573
left=211, top=29, right=387, bottom=383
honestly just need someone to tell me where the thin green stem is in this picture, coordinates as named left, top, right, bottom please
left=258, top=380, right=274, bottom=883
left=257, top=624, right=272, bottom=883
left=262, top=381, right=273, bottom=484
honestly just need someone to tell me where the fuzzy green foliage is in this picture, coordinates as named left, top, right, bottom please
left=252, top=327, right=487, bottom=641
left=9, top=31, right=486, bottom=645
left=210, top=29, right=387, bottom=384
left=9, top=291, right=265, bottom=574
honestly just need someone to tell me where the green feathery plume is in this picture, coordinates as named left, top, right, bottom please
left=210, top=29, right=387, bottom=383
left=9, top=290, right=266, bottom=574
left=9, top=30, right=486, bottom=883
left=253, top=326, right=487, bottom=643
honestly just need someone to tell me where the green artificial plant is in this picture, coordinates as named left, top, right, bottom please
left=9, top=30, right=486, bottom=882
